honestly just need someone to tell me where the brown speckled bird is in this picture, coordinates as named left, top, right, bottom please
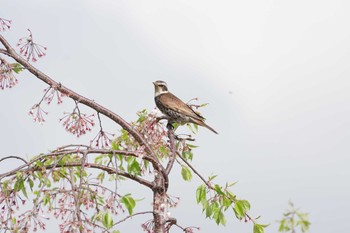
left=153, top=80, right=218, bottom=134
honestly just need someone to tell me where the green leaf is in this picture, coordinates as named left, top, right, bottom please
left=43, top=193, right=50, bottom=206
left=214, top=184, right=225, bottom=195
left=159, top=145, right=168, bottom=156
left=121, top=194, right=136, bottom=215
left=254, top=224, right=264, bottom=233
left=181, top=166, right=192, bottom=181
left=2, top=181, right=9, bottom=195
left=182, top=150, right=193, bottom=161
left=205, top=203, right=212, bottom=218
left=208, top=175, right=217, bottom=181
left=102, top=212, right=113, bottom=229
left=196, top=185, right=206, bottom=203
left=94, top=154, right=104, bottom=164
left=225, top=190, right=236, bottom=200
left=127, top=157, right=141, bottom=176
left=11, top=63, right=24, bottom=74
left=222, top=196, right=232, bottom=210
left=186, top=143, right=198, bottom=149
left=227, top=181, right=238, bottom=187
left=213, top=207, right=226, bottom=225
left=21, top=184, right=28, bottom=198
left=187, top=123, right=198, bottom=134
left=97, top=172, right=105, bottom=183
left=233, top=200, right=250, bottom=219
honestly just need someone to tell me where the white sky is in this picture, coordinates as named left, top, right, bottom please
left=1, top=0, right=350, bottom=232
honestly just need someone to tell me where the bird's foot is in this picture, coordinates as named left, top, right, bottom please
left=166, top=122, right=174, bottom=130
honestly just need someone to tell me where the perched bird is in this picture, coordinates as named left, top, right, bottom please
left=153, top=80, right=218, bottom=134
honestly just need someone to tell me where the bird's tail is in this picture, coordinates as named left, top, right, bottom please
left=191, top=118, right=218, bottom=134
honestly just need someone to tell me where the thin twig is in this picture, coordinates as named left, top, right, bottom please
left=177, top=152, right=254, bottom=223
left=177, top=152, right=213, bottom=189
left=113, top=211, right=153, bottom=226
left=0, top=156, right=28, bottom=164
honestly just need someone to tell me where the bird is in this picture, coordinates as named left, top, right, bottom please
left=153, top=80, right=218, bottom=134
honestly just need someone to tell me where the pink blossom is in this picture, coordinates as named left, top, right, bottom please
left=17, top=29, right=47, bottom=62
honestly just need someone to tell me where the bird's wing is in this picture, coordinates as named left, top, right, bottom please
left=159, top=92, right=205, bottom=120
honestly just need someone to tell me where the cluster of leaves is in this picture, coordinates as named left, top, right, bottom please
left=195, top=177, right=268, bottom=233
left=278, top=201, right=310, bottom=233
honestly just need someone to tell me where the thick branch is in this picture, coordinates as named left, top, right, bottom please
left=165, top=124, right=176, bottom=175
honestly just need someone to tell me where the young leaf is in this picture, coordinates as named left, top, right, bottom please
left=208, top=175, right=217, bottom=181
left=214, top=184, right=225, bottom=195
left=196, top=185, right=206, bottom=203
left=11, top=63, right=24, bottom=74
left=121, top=194, right=136, bottom=215
left=127, top=157, right=141, bottom=176
left=213, top=207, right=226, bottom=225
left=205, top=204, right=213, bottom=218
left=181, top=166, right=192, bottom=181
left=102, top=212, right=113, bottom=229
left=254, top=224, right=265, bottom=233
left=233, top=200, right=250, bottom=219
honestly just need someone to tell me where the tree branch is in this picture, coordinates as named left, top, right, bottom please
left=0, top=34, right=164, bottom=173
left=177, top=152, right=254, bottom=223
left=113, top=211, right=153, bottom=226
left=165, top=124, right=176, bottom=175
left=0, top=148, right=156, bottom=180
left=1, top=161, right=154, bottom=189
left=177, top=152, right=213, bottom=189
left=0, top=156, right=28, bottom=164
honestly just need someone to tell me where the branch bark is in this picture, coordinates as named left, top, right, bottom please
left=165, top=124, right=176, bottom=175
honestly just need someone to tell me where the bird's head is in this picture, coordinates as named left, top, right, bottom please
left=153, top=80, right=169, bottom=96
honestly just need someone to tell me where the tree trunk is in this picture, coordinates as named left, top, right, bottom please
left=153, top=172, right=167, bottom=233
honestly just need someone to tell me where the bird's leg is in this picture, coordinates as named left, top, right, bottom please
left=156, top=116, right=170, bottom=123
left=175, top=134, right=195, bottom=141
left=166, top=121, right=174, bottom=130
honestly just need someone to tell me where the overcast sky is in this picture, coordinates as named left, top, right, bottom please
left=1, top=0, right=350, bottom=232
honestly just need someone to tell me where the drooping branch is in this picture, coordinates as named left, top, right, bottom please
left=1, top=161, right=154, bottom=189
left=177, top=152, right=254, bottom=223
left=0, top=148, right=157, bottom=180
left=0, top=156, right=28, bottom=164
left=0, top=148, right=158, bottom=190
left=0, top=34, right=163, bottom=172
left=177, top=151, right=213, bottom=189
